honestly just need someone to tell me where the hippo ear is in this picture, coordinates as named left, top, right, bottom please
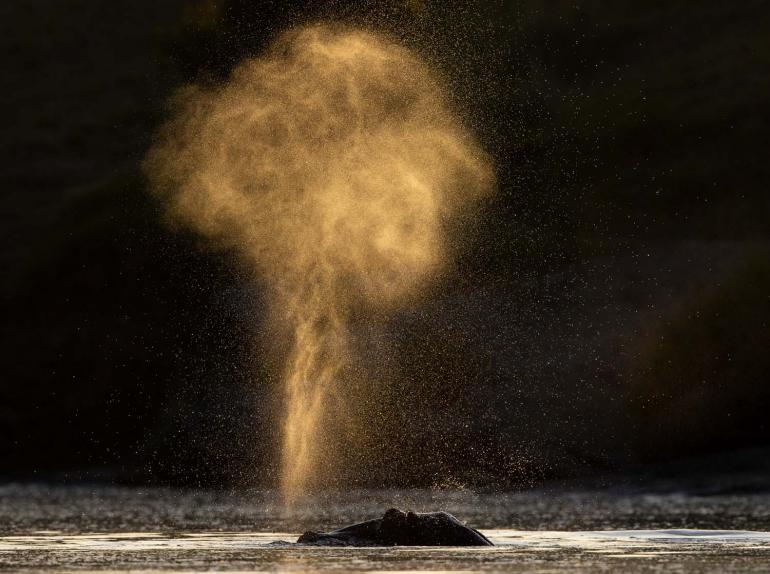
left=383, top=508, right=405, bottom=520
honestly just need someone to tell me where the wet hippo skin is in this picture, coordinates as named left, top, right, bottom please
left=297, top=508, right=494, bottom=546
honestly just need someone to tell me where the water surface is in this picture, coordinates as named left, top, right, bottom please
left=2, top=485, right=769, bottom=572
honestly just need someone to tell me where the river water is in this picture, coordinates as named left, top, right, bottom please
left=2, top=484, right=769, bottom=572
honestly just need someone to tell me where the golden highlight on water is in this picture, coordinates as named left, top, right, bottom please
left=145, top=24, right=494, bottom=501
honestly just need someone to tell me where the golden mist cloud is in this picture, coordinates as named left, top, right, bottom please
left=145, top=23, right=494, bottom=500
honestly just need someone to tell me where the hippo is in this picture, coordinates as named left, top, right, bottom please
left=296, top=508, right=493, bottom=546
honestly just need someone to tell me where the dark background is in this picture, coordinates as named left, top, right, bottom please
left=2, top=0, right=769, bottom=490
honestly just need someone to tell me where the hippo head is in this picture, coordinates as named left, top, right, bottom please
left=379, top=508, right=487, bottom=546
left=295, top=507, right=492, bottom=546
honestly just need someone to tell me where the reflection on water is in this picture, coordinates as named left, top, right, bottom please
left=3, top=529, right=770, bottom=550
left=2, top=529, right=770, bottom=572
left=2, top=486, right=770, bottom=571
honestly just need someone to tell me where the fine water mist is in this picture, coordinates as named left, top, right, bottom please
left=145, top=24, right=494, bottom=501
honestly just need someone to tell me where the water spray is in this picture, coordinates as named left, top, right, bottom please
left=145, top=24, right=494, bottom=501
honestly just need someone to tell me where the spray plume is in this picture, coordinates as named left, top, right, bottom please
left=145, top=24, right=494, bottom=501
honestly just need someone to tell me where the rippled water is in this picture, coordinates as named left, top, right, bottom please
left=2, top=485, right=770, bottom=572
